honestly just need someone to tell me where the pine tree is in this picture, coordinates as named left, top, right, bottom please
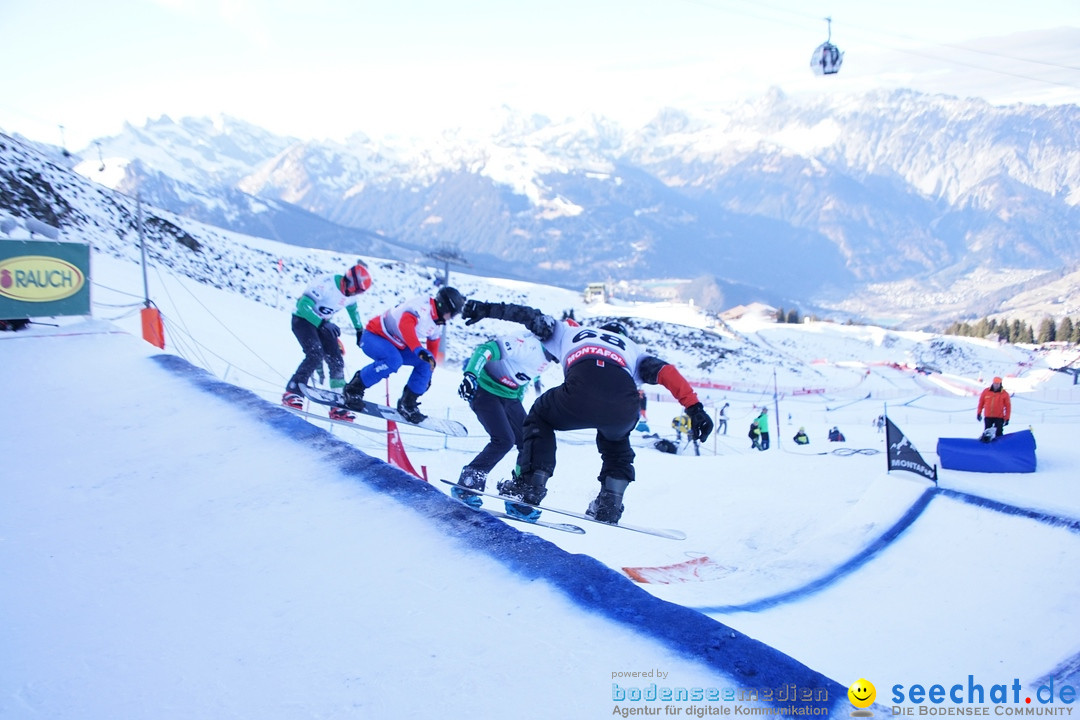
left=786, top=308, right=801, bottom=324
left=1010, top=319, right=1023, bottom=344
left=1019, top=322, right=1035, bottom=344
left=776, top=307, right=786, bottom=323
left=1058, top=317, right=1075, bottom=344
left=1037, top=317, right=1056, bottom=343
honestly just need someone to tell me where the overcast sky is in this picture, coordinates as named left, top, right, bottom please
left=1, top=0, right=1078, bottom=149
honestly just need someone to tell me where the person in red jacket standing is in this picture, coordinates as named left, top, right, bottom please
left=977, top=376, right=1012, bottom=439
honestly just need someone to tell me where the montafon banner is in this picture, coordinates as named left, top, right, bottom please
left=0, top=239, right=91, bottom=318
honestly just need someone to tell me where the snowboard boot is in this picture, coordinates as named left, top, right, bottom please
left=586, top=477, right=630, bottom=525
left=343, top=373, right=367, bottom=411
left=396, top=387, right=427, bottom=424
left=282, top=391, right=304, bottom=410
left=503, top=502, right=541, bottom=523
left=329, top=406, right=356, bottom=422
left=497, top=469, right=550, bottom=521
left=451, top=467, right=487, bottom=509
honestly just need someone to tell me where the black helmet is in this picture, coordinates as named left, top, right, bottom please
left=599, top=321, right=628, bottom=337
left=434, top=286, right=466, bottom=322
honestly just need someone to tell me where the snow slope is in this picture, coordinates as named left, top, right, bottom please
left=1, top=324, right=834, bottom=719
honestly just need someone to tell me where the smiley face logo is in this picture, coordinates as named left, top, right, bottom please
left=848, top=678, right=876, bottom=709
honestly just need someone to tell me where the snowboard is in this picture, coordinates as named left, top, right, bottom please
left=437, top=479, right=685, bottom=540
left=450, top=495, right=585, bottom=534
left=299, top=384, right=468, bottom=437
left=281, top=404, right=386, bottom=432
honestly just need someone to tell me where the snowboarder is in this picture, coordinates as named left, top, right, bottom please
left=793, top=427, right=810, bottom=445
left=828, top=426, right=845, bottom=442
left=459, top=301, right=713, bottom=524
left=977, top=376, right=1011, bottom=439
left=754, top=408, right=770, bottom=450
left=342, top=286, right=466, bottom=423
left=451, top=331, right=557, bottom=508
left=282, top=261, right=372, bottom=421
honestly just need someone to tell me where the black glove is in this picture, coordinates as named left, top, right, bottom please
left=976, top=414, right=982, bottom=421
left=417, top=347, right=436, bottom=370
left=322, top=321, right=340, bottom=337
left=461, top=299, right=490, bottom=326
left=458, top=372, right=478, bottom=403
left=356, top=329, right=363, bottom=347
left=686, top=402, right=714, bottom=443
left=527, top=313, right=557, bottom=341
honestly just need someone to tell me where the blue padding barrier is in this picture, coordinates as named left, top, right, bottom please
left=937, top=429, right=1037, bottom=473
left=152, top=354, right=845, bottom=712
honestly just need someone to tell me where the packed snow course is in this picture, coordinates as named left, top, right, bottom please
left=3, top=249, right=1080, bottom=719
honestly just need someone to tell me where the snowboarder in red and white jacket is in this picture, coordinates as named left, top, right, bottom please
left=343, top=287, right=466, bottom=423
left=460, top=300, right=713, bottom=524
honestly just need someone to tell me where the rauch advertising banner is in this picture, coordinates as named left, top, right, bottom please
left=0, top=239, right=91, bottom=318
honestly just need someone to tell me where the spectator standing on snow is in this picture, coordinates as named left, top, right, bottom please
left=672, top=413, right=691, bottom=442
left=754, top=408, right=770, bottom=450
left=977, top=376, right=1011, bottom=439
left=716, top=402, right=729, bottom=435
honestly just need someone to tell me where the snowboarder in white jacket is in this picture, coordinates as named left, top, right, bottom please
left=282, top=261, right=372, bottom=421
left=460, top=300, right=713, bottom=524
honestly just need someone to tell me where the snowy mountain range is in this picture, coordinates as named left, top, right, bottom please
left=5, top=84, right=1080, bottom=329
left=7, top=124, right=1077, bottom=402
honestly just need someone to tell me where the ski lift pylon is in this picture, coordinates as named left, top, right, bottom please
left=810, top=16, right=844, bottom=76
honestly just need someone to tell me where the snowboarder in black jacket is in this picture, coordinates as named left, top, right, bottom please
left=460, top=300, right=713, bottom=524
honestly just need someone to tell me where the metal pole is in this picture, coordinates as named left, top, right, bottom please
left=884, top=401, right=890, bottom=475
left=138, top=192, right=150, bottom=308
left=773, top=368, right=781, bottom=449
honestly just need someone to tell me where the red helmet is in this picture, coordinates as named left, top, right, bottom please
left=342, top=261, right=372, bottom=295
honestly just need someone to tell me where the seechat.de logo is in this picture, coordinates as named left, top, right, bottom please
left=0, top=255, right=85, bottom=302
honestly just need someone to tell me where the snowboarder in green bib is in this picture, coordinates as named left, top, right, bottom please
left=282, top=261, right=372, bottom=421
left=451, top=332, right=557, bottom=508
